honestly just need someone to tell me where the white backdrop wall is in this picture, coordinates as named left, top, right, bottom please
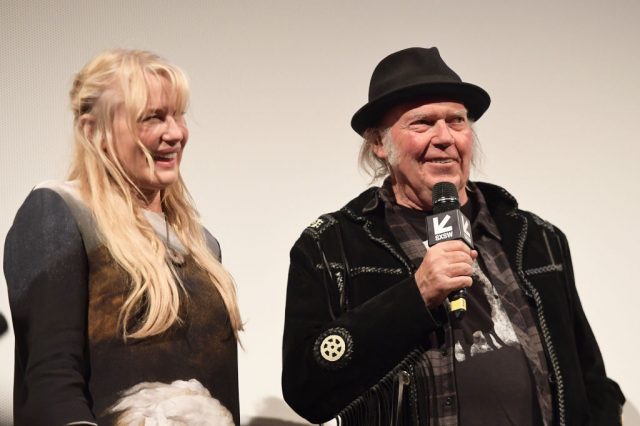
left=1, top=0, right=639, bottom=424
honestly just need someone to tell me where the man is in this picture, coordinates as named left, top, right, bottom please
left=281, top=47, right=624, bottom=425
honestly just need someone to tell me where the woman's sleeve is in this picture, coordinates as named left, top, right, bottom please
left=4, top=188, right=96, bottom=425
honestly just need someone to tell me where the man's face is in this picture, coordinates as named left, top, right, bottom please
left=373, top=100, right=474, bottom=210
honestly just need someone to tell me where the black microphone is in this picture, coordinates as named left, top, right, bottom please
left=426, top=182, right=474, bottom=319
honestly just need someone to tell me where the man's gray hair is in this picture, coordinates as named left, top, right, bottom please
left=358, top=127, right=392, bottom=180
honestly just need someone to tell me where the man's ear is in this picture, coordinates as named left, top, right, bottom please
left=79, top=114, right=96, bottom=139
left=370, top=131, right=388, bottom=160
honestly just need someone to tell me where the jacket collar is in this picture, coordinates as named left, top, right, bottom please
left=467, top=182, right=502, bottom=242
left=361, top=188, right=385, bottom=214
left=341, top=180, right=526, bottom=276
left=356, top=180, right=518, bottom=235
left=473, top=181, right=529, bottom=286
left=340, top=184, right=414, bottom=273
left=473, top=181, right=519, bottom=214
left=345, top=185, right=386, bottom=217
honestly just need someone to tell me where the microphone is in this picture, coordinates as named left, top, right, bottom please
left=426, top=182, right=474, bottom=319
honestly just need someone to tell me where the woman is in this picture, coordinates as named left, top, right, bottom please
left=4, top=49, right=242, bottom=425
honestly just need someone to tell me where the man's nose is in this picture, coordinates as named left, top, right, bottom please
left=431, top=119, right=454, bottom=146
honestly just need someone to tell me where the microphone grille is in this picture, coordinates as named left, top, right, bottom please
left=432, top=182, right=460, bottom=213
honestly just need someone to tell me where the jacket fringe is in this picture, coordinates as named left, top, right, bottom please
left=337, top=347, right=432, bottom=426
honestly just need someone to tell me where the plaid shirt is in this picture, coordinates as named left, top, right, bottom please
left=377, top=180, right=552, bottom=426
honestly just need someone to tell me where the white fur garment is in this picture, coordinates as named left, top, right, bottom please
left=109, top=379, right=234, bottom=426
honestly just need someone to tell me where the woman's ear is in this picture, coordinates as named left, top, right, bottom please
left=79, top=113, right=96, bottom=139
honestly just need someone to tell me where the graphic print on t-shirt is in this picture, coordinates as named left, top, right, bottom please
left=454, top=261, right=519, bottom=362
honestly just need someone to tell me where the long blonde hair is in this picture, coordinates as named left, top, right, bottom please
left=69, top=49, right=242, bottom=340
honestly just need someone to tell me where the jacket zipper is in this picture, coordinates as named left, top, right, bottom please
left=394, top=370, right=412, bottom=426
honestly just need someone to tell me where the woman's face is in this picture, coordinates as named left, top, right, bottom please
left=112, top=75, right=188, bottom=204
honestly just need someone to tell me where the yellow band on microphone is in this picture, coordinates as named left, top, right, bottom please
left=450, top=298, right=467, bottom=312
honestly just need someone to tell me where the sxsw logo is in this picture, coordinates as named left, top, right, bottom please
left=433, top=214, right=453, bottom=241
left=426, top=210, right=474, bottom=248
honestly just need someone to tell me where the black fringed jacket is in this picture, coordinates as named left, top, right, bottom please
left=282, top=182, right=624, bottom=425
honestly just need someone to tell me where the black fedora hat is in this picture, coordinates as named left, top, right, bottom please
left=351, top=47, right=490, bottom=135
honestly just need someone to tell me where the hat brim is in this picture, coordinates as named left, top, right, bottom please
left=350, top=82, right=490, bottom=136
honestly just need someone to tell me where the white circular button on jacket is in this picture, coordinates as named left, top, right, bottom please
left=320, top=334, right=346, bottom=362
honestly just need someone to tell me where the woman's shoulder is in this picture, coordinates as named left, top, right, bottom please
left=24, top=179, right=85, bottom=214
left=202, top=227, right=222, bottom=261
left=5, top=181, right=90, bottom=296
left=24, top=180, right=102, bottom=252
left=12, top=180, right=79, bottom=220
left=34, top=179, right=80, bottom=192
left=33, top=179, right=84, bottom=206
